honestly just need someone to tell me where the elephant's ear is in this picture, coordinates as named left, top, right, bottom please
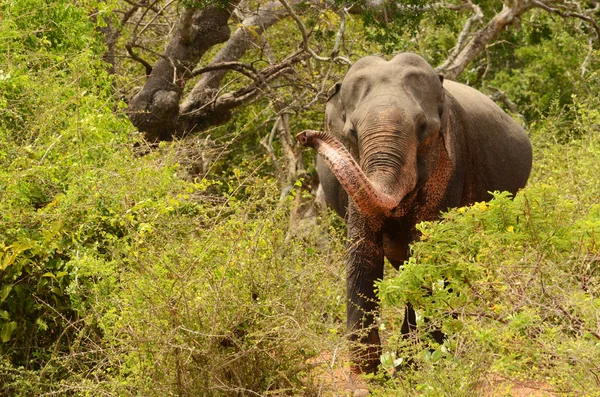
left=439, top=92, right=454, bottom=160
left=438, top=74, right=445, bottom=117
left=327, top=82, right=342, bottom=102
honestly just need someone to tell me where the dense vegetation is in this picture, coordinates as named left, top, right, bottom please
left=1, top=0, right=599, bottom=395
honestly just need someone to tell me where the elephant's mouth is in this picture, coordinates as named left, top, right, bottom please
left=297, top=130, right=411, bottom=217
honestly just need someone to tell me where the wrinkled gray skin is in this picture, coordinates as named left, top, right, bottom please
left=300, top=53, right=532, bottom=373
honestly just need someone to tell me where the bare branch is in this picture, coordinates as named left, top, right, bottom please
left=176, top=50, right=310, bottom=136
left=581, top=36, right=594, bottom=77
left=531, top=0, right=600, bottom=39
left=128, top=2, right=240, bottom=140
left=182, top=0, right=350, bottom=120
left=490, top=88, right=522, bottom=116
left=180, top=0, right=295, bottom=113
left=260, top=117, right=284, bottom=181
left=130, top=0, right=164, bottom=42
left=278, top=0, right=350, bottom=64
left=437, top=0, right=483, bottom=73
left=437, top=0, right=534, bottom=80
left=278, top=0, right=330, bottom=61
left=555, top=301, right=600, bottom=341
left=208, top=51, right=309, bottom=109
left=122, top=0, right=160, bottom=12
left=191, top=61, right=260, bottom=80
left=331, top=9, right=352, bottom=65
left=125, top=43, right=153, bottom=76
left=394, top=1, right=475, bottom=13
left=117, top=5, right=140, bottom=38
left=434, top=0, right=598, bottom=81
left=93, top=1, right=141, bottom=75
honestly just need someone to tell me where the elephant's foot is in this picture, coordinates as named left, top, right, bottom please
left=349, top=328, right=382, bottom=374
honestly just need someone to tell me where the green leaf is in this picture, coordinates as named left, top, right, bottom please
left=51, top=286, right=63, bottom=296
left=0, top=285, right=11, bottom=302
left=1, top=321, right=17, bottom=343
left=56, top=271, right=68, bottom=280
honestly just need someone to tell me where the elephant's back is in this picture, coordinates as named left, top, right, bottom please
left=443, top=80, right=532, bottom=199
left=443, top=80, right=523, bottom=137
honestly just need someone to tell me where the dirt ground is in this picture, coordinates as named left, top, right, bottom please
left=479, top=376, right=558, bottom=397
left=308, top=351, right=558, bottom=396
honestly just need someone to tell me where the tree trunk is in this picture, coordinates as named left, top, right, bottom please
left=127, top=4, right=239, bottom=141
left=437, top=0, right=534, bottom=80
left=179, top=0, right=296, bottom=133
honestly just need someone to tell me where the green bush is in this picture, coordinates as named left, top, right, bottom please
left=76, top=174, right=347, bottom=396
left=3, top=1, right=600, bottom=395
left=0, top=0, right=129, bottom=373
left=1, top=166, right=349, bottom=395
left=0, top=2, right=349, bottom=394
left=377, top=130, right=600, bottom=395
left=485, top=15, right=600, bottom=131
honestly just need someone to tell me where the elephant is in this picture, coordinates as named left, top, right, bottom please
left=296, top=53, right=532, bottom=373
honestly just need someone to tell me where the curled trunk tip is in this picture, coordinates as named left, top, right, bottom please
left=296, top=130, right=329, bottom=148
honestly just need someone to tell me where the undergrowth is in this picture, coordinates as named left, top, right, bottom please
left=377, top=126, right=600, bottom=396
left=2, top=1, right=600, bottom=396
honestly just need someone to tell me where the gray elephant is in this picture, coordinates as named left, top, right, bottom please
left=297, top=53, right=532, bottom=373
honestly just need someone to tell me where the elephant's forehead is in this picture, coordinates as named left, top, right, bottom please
left=341, top=65, right=440, bottom=103
left=345, top=64, right=434, bottom=85
left=350, top=52, right=432, bottom=70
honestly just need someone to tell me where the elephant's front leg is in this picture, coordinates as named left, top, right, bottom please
left=346, top=203, right=385, bottom=374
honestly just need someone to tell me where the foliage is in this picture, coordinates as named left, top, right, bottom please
left=81, top=174, right=346, bottom=396
left=0, top=0, right=129, bottom=370
left=486, top=15, right=600, bottom=128
left=1, top=0, right=600, bottom=395
left=377, top=127, right=600, bottom=395
left=361, top=0, right=458, bottom=56
left=0, top=3, right=348, bottom=394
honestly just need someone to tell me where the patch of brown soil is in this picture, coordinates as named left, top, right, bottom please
left=307, top=350, right=557, bottom=396
left=306, top=349, right=370, bottom=396
left=479, top=375, right=558, bottom=396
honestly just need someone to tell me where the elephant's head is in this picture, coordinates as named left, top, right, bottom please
left=299, top=53, right=448, bottom=217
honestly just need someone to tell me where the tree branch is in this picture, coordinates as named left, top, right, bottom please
left=135, top=0, right=175, bottom=39
left=127, top=2, right=240, bottom=141
left=278, top=0, right=350, bottom=64
left=278, top=0, right=330, bottom=62
left=177, top=50, right=310, bottom=136
left=122, top=0, right=160, bottom=12
left=436, top=0, right=534, bottom=80
left=125, top=43, right=153, bottom=76
left=530, top=0, right=600, bottom=39
left=180, top=0, right=296, bottom=116
left=93, top=2, right=140, bottom=75
left=436, top=0, right=600, bottom=81
left=437, top=0, right=483, bottom=73
left=191, top=61, right=260, bottom=80
left=581, top=36, right=594, bottom=77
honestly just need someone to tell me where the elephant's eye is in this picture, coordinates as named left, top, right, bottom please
left=417, top=120, right=428, bottom=141
left=349, top=127, right=358, bottom=140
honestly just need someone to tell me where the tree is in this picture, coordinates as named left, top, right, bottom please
left=2, top=0, right=599, bottom=393
left=92, top=0, right=599, bottom=238
left=92, top=0, right=598, bottom=142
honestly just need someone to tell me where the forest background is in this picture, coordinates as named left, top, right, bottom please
left=1, top=0, right=600, bottom=395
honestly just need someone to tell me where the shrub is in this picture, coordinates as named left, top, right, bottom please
left=71, top=173, right=347, bottom=396
left=377, top=130, right=600, bottom=395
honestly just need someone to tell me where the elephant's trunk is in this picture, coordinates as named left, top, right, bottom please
left=297, top=130, right=404, bottom=216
